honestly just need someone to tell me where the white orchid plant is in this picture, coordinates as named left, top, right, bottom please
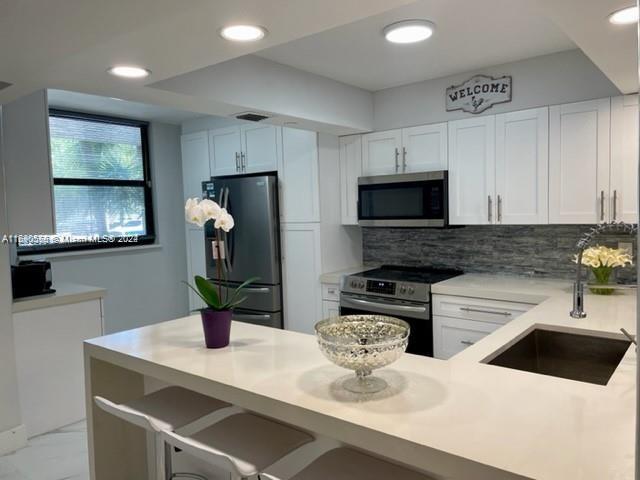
left=184, top=198, right=257, bottom=311
left=574, top=245, right=633, bottom=294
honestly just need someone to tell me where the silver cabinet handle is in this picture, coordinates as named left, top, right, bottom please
left=344, top=297, right=427, bottom=313
left=243, top=287, right=270, bottom=293
left=613, top=190, right=618, bottom=221
left=233, top=313, right=272, bottom=322
left=394, top=148, right=399, bottom=172
left=497, top=195, right=502, bottom=223
left=402, top=147, right=407, bottom=172
left=460, top=307, right=512, bottom=316
left=460, top=340, right=475, bottom=346
left=235, top=152, right=240, bottom=172
left=487, top=195, right=492, bottom=223
left=327, top=288, right=337, bottom=295
left=600, top=191, right=605, bottom=221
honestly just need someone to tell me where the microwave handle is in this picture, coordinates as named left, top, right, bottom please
left=394, top=148, right=399, bottom=172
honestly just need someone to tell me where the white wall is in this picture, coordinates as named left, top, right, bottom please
left=181, top=115, right=242, bottom=135
left=44, top=123, right=189, bottom=334
left=152, top=55, right=374, bottom=135
left=0, top=105, right=23, bottom=436
left=373, top=49, right=621, bottom=131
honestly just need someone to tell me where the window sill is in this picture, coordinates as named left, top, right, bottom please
left=20, top=243, right=163, bottom=261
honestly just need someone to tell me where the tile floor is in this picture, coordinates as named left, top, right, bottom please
left=0, top=421, right=89, bottom=480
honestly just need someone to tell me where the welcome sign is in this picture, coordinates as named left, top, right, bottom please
left=446, top=75, right=512, bottom=114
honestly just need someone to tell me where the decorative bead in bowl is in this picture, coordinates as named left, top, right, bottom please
left=314, top=315, right=410, bottom=393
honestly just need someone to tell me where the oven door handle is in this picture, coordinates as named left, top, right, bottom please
left=342, top=297, right=427, bottom=314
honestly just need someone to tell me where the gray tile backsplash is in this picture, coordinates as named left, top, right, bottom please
left=363, top=225, right=637, bottom=282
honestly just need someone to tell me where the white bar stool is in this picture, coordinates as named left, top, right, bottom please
left=94, top=386, right=230, bottom=480
left=162, top=412, right=314, bottom=480
left=263, top=448, right=434, bottom=480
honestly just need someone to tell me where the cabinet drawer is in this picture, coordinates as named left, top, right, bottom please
left=322, top=300, right=340, bottom=320
left=433, top=294, right=534, bottom=325
left=434, top=315, right=501, bottom=360
left=322, top=283, right=340, bottom=301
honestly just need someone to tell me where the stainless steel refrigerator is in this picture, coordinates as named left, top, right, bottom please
left=202, top=173, right=282, bottom=328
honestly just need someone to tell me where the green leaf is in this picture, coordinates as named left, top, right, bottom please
left=182, top=281, right=214, bottom=308
left=223, top=296, right=248, bottom=310
left=194, top=275, right=221, bottom=308
left=226, top=276, right=260, bottom=306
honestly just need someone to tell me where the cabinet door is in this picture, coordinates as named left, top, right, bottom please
left=186, top=227, right=207, bottom=311
left=362, top=129, right=402, bottom=176
left=209, top=127, right=241, bottom=176
left=495, top=107, right=549, bottom=224
left=401, top=123, right=447, bottom=173
left=322, top=300, right=340, bottom=320
left=181, top=132, right=211, bottom=202
left=433, top=315, right=501, bottom=360
left=280, top=128, right=320, bottom=223
left=610, top=95, right=638, bottom=223
left=281, top=223, right=322, bottom=334
left=448, top=116, right=496, bottom=225
left=549, top=98, right=610, bottom=224
left=241, top=124, right=281, bottom=173
left=339, top=135, right=362, bottom=225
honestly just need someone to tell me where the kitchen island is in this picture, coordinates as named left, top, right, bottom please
left=84, top=288, right=636, bottom=480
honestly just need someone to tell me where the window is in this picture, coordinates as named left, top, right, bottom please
left=19, top=110, right=155, bottom=253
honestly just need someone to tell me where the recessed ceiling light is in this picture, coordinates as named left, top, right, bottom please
left=107, top=65, right=151, bottom=79
left=609, top=5, right=638, bottom=25
left=220, top=25, right=267, bottom=42
left=383, top=20, right=435, bottom=44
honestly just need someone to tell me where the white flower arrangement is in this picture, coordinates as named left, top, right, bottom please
left=185, top=198, right=234, bottom=231
left=574, top=245, right=633, bottom=295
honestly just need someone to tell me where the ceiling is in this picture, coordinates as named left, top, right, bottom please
left=535, top=0, right=638, bottom=94
left=255, top=0, right=576, bottom=91
left=47, top=90, right=203, bottom=125
left=0, top=0, right=414, bottom=107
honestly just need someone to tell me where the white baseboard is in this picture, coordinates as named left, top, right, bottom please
left=0, top=424, right=27, bottom=455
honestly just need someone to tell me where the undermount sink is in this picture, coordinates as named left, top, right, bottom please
left=485, top=328, right=632, bottom=386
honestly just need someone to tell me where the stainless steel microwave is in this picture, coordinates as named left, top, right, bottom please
left=357, top=171, right=448, bottom=227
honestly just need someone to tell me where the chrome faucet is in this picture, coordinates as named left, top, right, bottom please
left=570, top=222, right=637, bottom=319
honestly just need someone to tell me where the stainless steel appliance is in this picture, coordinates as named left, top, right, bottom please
left=340, top=265, right=463, bottom=356
left=357, top=171, right=448, bottom=227
left=11, top=260, right=54, bottom=299
left=202, top=173, right=282, bottom=328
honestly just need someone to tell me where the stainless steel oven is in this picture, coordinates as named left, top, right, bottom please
left=339, top=291, right=433, bottom=357
left=357, top=171, right=448, bottom=227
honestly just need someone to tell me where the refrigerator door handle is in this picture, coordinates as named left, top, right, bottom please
left=222, top=187, right=233, bottom=272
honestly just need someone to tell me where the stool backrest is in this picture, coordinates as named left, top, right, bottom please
left=94, top=396, right=171, bottom=433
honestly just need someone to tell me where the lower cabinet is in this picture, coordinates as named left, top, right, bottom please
left=432, top=294, right=535, bottom=360
left=321, top=282, right=340, bottom=319
left=322, top=300, right=339, bottom=319
left=12, top=299, right=103, bottom=437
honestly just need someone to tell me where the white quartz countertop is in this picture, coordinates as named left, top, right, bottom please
left=432, top=273, right=573, bottom=303
left=86, top=285, right=636, bottom=480
left=13, top=282, right=106, bottom=313
left=319, top=265, right=373, bottom=284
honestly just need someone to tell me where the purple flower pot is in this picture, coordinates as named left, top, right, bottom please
left=200, top=309, right=232, bottom=348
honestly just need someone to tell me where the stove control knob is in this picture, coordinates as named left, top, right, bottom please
left=358, top=281, right=365, bottom=289
left=399, top=285, right=407, bottom=294
left=407, top=286, right=415, bottom=295
left=350, top=280, right=358, bottom=288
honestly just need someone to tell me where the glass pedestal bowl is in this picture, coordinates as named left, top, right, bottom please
left=314, top=315, right=410, bottom=394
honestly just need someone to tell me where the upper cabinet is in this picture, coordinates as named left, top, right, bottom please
left=610, top=95, right=638, bottom=223
left=448, top=116, right=496, bottom=225
left=339, top=135, right=362, bottom=225
left=209, top=124, right=280, bottom=177
left=495, top=107, right=549, bottom=225
left=549, top=98, right=611, bottom=224
left=279, top=128, right=320, bottom=223
left=362, top=129, right=402, bottom=176
left=361, top=124, right=447, bottom=176
left=401, top=123, right=448, bottom=173
left=180, top=131, right=210, bottom=201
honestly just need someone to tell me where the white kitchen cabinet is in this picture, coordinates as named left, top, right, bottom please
left=241, top=123, right=281, bottom=173
left=448, top=116, right=496, bottom=225
left=549, top=98, right=611, bottom=224
left=181, top=132, right=210, bottom=200
left=433, top=294, right=535, bottom=360
left=401, top=123, right=448, bottom=173
left=281, top=223, right=322, bottom=334
left=279, top=128, right=320, bottom=223
left=322, top=300, right=339, bottom=319
left=209, top=126, right=242, bottom=176
left=185, top=228, right=207, bottom=311
left=339, top=135, right=362, bottom=225
left=495, top=107, right=549, bottom=224
left=362, top=129, right=402, bottom=176
left=610, top=95, right=638, bottom=223
left=13, top=299, right=103, bottom=437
